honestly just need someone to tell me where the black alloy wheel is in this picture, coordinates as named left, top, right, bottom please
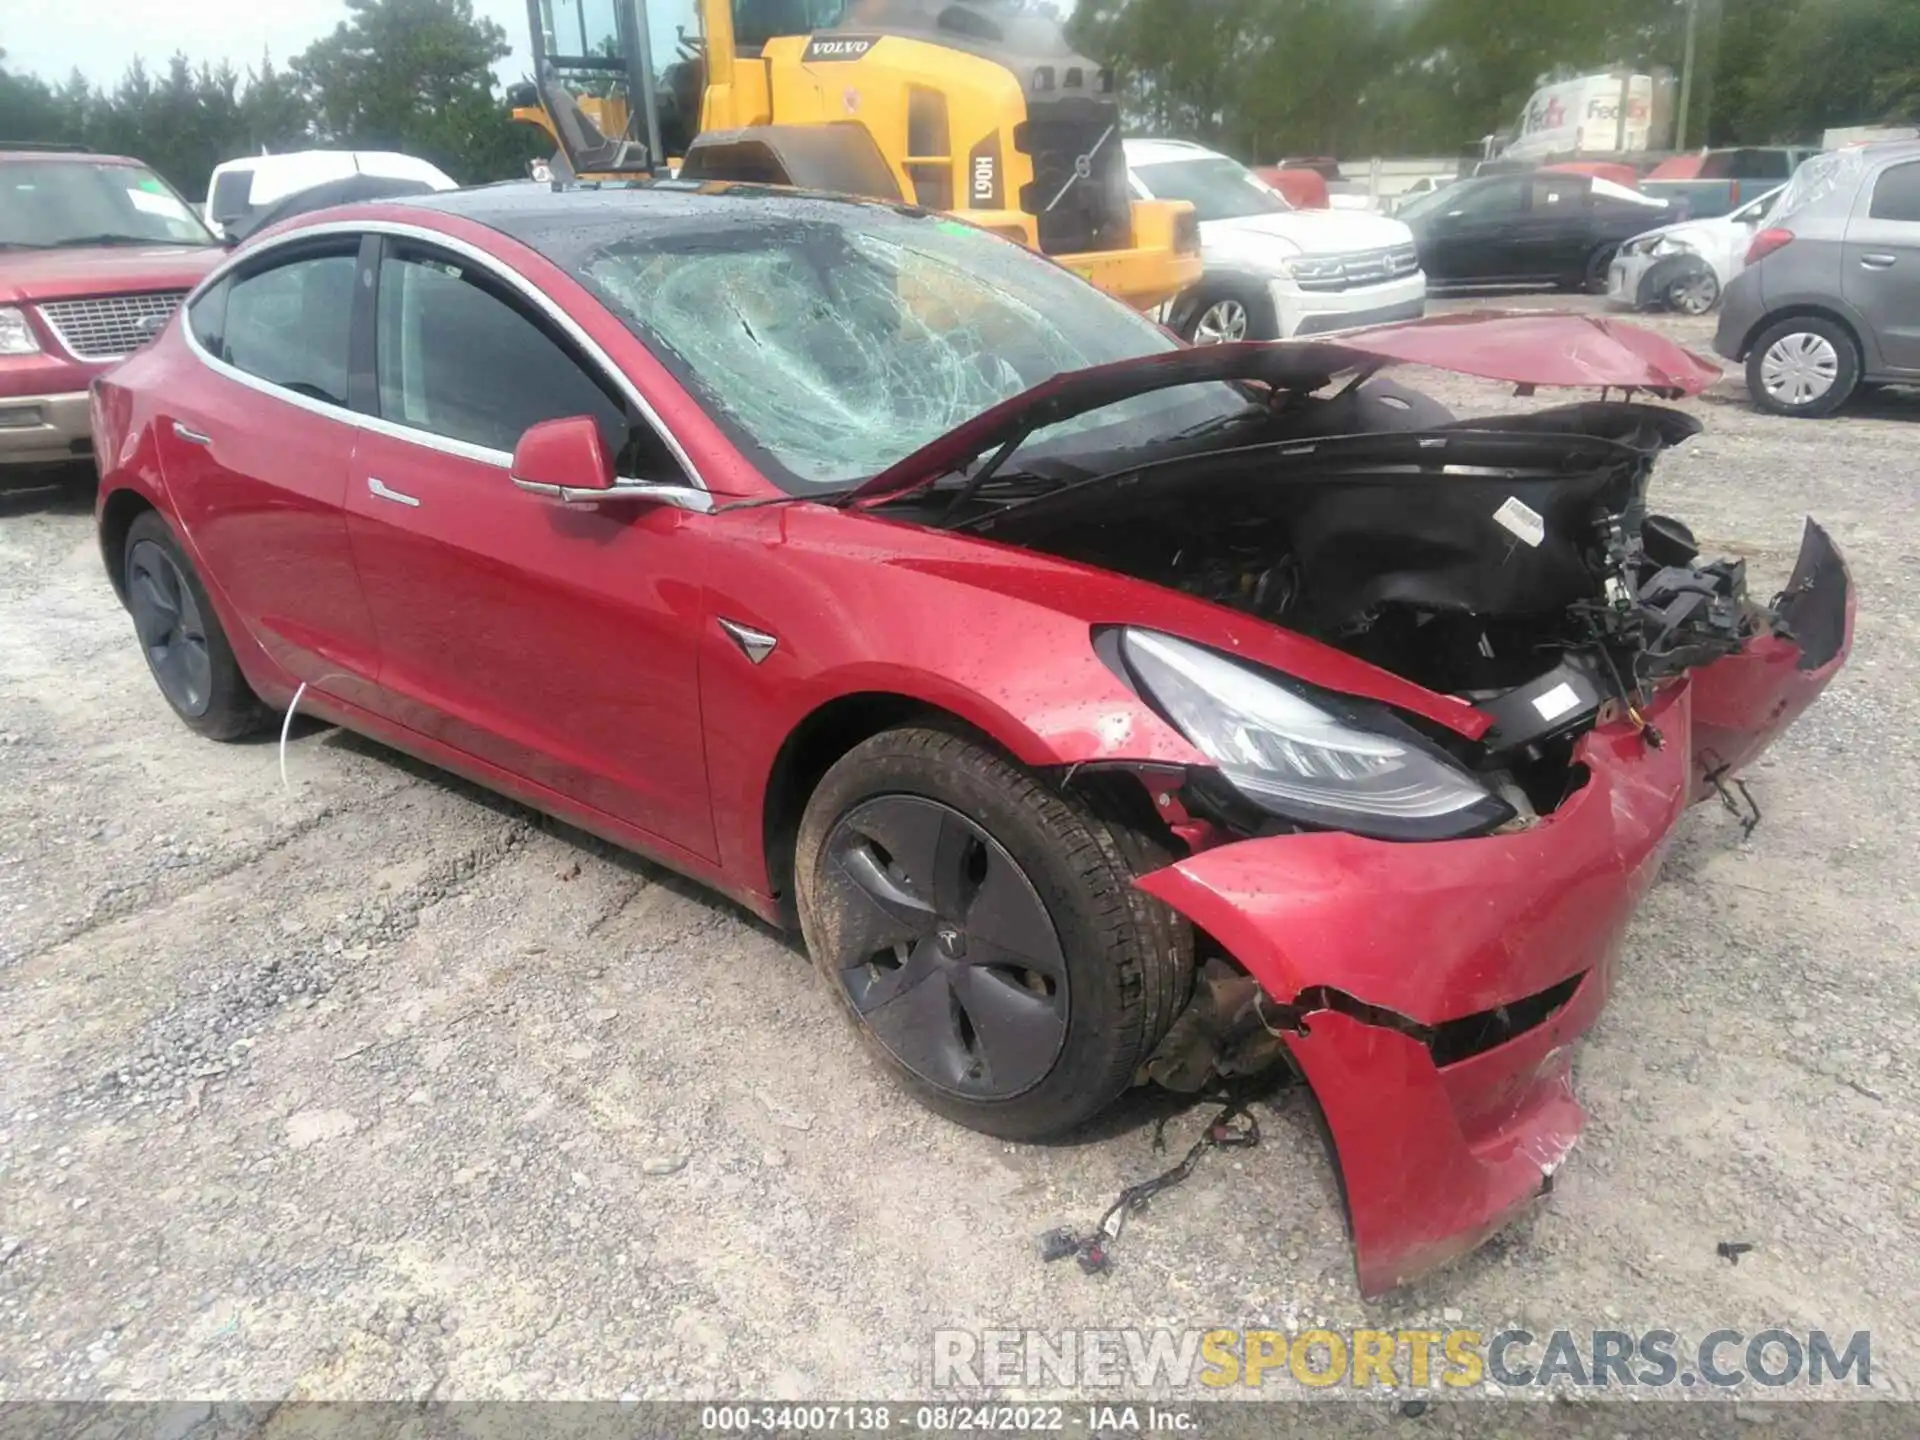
left=127, top=537, right=214, bottom=718
left=794, top=726, right=1191, bottom=1140
left=819, top=794, right=1068, bottom=1099
left=121, top=509, right=270, bottom=740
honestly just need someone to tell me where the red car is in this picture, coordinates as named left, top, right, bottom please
left=1, top=147, right=224, bottom=484
left=91, top=185, right=1851, bottom=1295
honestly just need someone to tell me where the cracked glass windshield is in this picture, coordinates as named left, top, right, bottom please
left=573, top=205, right=1244, bottom=492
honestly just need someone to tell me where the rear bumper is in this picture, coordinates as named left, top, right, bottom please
left=0, top=391, right=92, bottom=466
left=1135, top=523, right=1853, bottom=1296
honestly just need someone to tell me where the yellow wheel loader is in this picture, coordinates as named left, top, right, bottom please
left=507, top=0, right=1200, bottom=311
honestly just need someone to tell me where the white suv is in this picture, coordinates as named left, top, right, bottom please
left=1125, top=139, right=1427, bottom=342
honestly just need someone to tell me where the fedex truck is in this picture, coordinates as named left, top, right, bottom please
left=1496, top=71, right=1674, bottom=161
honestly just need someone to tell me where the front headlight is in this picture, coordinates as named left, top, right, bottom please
left=0, top=307, right=41, bottom=356
left=1117, top=629, right=1512, bottom=841
left=1282, top=256, right=1346, bottom=284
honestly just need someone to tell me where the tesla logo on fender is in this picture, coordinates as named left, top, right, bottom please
left=803, top=34, right=878, bottom=61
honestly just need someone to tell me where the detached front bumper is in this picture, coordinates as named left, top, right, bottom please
left=1135, top=522, right=1853, bottom=1296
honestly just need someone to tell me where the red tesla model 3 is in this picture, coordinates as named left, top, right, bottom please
left=91, top=184, right=1850, bottom=1294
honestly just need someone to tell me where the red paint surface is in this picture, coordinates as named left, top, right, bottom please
left=92, top=199, right=1852, bottom=1296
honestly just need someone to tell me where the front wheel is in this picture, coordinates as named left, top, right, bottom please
left=1666, top=266, right=1720, bottom=315
left=794, top=726, right=1190, bottom=1141
left=1746, top=316, right=1860, bottom=418
left=1175, top=282, right=1280, bottom=345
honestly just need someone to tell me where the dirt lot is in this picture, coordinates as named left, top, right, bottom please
left=2, top=300, right=1917, bottom=1413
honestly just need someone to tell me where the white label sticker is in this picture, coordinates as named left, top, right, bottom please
left=1532, top=681, right=1582, bottom=722
left=125, top=187, right=192, bottom=220
left=1493, top=495, right=1546, bottom=548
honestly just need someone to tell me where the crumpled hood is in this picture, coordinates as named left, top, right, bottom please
left=1622, top=216, right=1716, bottom=253
left=844, top=313, right=1725, bottom=507
left=0, top=245, right=224, bottom=304
left=1202, top=207, right=1413, bottom=258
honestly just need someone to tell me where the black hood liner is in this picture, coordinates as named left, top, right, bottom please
left=965, top=402, right=1697, bottom=626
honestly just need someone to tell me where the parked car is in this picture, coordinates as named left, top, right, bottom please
left=1608, top=184, right=1784, bottom=314
left=95, top=184, right=1853, bottom=1293
left=1715, top=141, right=1920, bottom=416
left=1389, top=174, right=1457, bottom=212
left=0, top=146, right=224, bottom=487
left=1398, top=169, right=1669, bottom=290
left=204, top=150, right=456, bottom=240
left=1124, top=140, right=1424, bottom=341
left=1641, top=146, right=1819, bottom=220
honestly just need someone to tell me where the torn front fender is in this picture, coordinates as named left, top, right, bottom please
left=1689, top=519, right=1854, bottom=802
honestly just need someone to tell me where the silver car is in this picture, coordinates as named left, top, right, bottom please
left=1714, top=141, right=1920, bottom=416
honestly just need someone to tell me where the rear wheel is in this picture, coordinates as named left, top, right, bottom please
left=123, top=510, right=270, bottom=740
left=794, top=726, right=1189, bottom=1141
left=1746, top=316, right=1859, bottom=418
left=1581, top=244, right=1618, bottom=294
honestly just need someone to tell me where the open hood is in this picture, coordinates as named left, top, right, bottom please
left=843, top=313, right=1724, bottom=508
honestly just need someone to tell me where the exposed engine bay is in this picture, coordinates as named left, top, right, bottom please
left=927, top=382, right=1793, bottom=815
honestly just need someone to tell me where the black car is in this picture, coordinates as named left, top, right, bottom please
left=1398, top=171, right=1672, bottom=290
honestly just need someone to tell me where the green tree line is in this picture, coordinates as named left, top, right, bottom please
left=0, top=0, right=545, bottom=200
left=1069, top=0, right=1920, bottom=160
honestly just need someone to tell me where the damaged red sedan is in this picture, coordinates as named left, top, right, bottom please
left=91, top=185, right=1851, bottom=1296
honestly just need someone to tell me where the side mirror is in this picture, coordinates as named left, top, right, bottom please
left=511, top=415, right=713, bottom=512
left=511, top=416, right=615, bottom=501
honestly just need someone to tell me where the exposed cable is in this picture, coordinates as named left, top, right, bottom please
left=279, top=681, right=308, bottom=793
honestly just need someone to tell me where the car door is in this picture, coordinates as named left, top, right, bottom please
left=1418, top=177, right=1527, bottom=282
left=1510, top=174, right=1592, bottom=282
left=342, top=233, right=718, bottom=861
left=157, top=235, right=384, bottom=710
left=1842, top=158, right=1920, bottom=373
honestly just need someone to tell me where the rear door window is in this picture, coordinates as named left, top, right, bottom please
left=1527, top=176, right=1588, bottom=213
left=1868, top=162, right=1920, bottom=223
left=217, top=249, right=359, bottom=408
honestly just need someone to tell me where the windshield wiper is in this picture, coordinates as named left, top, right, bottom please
left=47, top=234, right=173, bottom=248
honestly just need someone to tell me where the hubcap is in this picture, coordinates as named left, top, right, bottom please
left=1760, top=332, right=1839, bottom=406
left=1671, top=273, right=1718, bottom=314
left=126, top=540, right=213, bottom=717
left=1193, top=298, right=1249, bottom=345
left=819, top=795, right=1068, bottom=1099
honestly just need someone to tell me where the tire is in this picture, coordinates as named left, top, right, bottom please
left=1175, top=281, right=1280, bottom=344
left=123, top=510, right=271, bottom=740
left=1745, top=315, right=1860, bottom=418
left=794, top=725, right=1191, bottom=1141
left=1665, top=267, right=1720, bottom=316
left=1581, top=244, right=1618, bottom=294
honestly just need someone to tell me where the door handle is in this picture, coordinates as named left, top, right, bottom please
left=171, top=421, right=211, bottom=445
left=367, top=476, right=421, bottom=508
left=1861, top=253, right=1897, bottom=269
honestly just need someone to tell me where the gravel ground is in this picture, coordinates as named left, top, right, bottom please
left=1, top=298, right=1917, bottom=1418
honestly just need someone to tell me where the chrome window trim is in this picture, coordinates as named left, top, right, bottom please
left=180, top=218, right=713, bottom=510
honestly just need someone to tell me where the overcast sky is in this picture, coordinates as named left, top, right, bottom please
left=1, top=0, right=540, bottom=88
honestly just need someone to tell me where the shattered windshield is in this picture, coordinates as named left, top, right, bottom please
left=574, top=212, right=1244, bottom=492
